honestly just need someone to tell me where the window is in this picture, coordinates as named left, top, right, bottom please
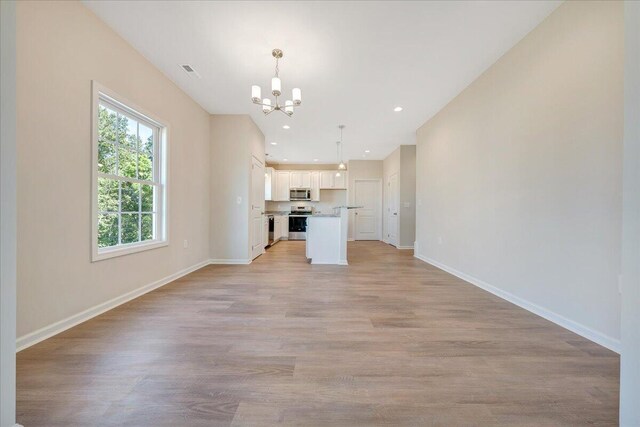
left=92, top=82, right=167, bottom=261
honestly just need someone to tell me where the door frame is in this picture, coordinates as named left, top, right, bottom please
left=384, top=172, right=399, bottom=247
left=353, top=178, right=383, bottom=241
left=249, top=155, right=264, bottom=260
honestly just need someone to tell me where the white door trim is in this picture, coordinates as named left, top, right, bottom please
left=250, top=155, right=265, bottom=260
left=353, top=178, right=383, bottom=241
left=385, top=173, right=399, bottom=247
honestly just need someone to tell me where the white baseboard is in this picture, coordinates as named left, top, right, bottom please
left=209, top=259, right=251, bottom=265
left=347, top=238, right=355, bottom=242
left=414, top=253, right=621, bottom=353
left=397, top=245, right=414, bottom=250
left=16, top=259, right=210, bottom=352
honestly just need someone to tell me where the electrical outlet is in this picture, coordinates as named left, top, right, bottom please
left=236, top=196, right=242, bottom=205
left=183, top=239, right=188, bottom=249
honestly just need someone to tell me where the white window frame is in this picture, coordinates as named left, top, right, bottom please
left=91, top=81, right=169, bottom=261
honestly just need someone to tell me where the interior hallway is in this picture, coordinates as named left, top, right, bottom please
left=17, top=241, right=619, bottom=426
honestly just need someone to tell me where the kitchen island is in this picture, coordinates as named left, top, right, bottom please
left=305, top=207, right=351, bottom=265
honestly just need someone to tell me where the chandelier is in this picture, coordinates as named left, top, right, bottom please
left=251, top=49, right=302, bottom=117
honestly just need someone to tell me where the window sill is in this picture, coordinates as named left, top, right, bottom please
left=92, top=239, right=168, bottom=262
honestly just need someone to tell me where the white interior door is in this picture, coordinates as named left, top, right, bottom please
left=251, top=156, right=264, bottom=259
left=355, top=180, right=381, bottom=241
left=386, top=173, right=399, bottom=246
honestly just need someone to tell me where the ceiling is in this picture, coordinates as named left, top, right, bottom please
left=83, top=1, right=560, bottom=164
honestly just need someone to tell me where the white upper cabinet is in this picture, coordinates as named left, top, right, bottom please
left=264, top=167, right=274, bottom=201
left=269, top=169, right=344, bottom=199
left=290, top=171, right=311, bottom=189
left=319, top=171, right=334, bottom=189
left=319, top=170, right=347, bottom=189
left=275, top=171, right=290, bottom=201
left=310, top=171, right=320, bottom=201
left=300, top=172, right=311, bottom=189
left=334, top=171, right=347, bottom=189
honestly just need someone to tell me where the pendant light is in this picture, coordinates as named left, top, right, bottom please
left=336, top=125, right=346, bottom=175
left=335, top=141, right=342, bottom=177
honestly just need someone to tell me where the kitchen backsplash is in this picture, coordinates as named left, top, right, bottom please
left=266, top=189, right=346, bottom=214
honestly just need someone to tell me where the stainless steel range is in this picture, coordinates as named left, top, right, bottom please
left=288, top=206, right=313, bottom=240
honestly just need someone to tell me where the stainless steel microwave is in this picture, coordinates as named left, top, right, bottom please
left=290, top=189, right=311, bottom=201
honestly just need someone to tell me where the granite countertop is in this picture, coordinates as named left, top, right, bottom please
left=265, top=211, right=290, bottom=216
left=311, top=213, right=340, bottom=218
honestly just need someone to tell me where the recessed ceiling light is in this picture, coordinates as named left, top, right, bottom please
left=365, top=150, right=370, bottom=153
left=313, top=159, right=318, bottom=162
left=283, top=158, right=288, bottom=161
left=270, top=142, right=277, bottom=145
left=282, top=125, right=290, bottom=129
left=394, top=106, right=403, bottom=112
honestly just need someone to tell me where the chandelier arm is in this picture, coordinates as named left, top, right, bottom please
left=278, top=109, right=292, bottom=118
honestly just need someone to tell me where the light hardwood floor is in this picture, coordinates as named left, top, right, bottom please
left=17, top=241, right=619, bottom=426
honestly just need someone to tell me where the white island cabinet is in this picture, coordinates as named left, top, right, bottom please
left=306, top=208, right=349, bottom=265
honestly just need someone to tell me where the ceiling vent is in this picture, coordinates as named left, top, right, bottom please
left=180, top=64, right=201, bottom=79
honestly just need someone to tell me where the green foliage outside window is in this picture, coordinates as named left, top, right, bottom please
left=97, top=104, right=157, bottom=248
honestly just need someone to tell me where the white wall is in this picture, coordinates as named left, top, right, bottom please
left=0, top=1, right=17, bottom=424
left=415, top=1, right=623, bottom=350
left=620, top=1, right=640, bottom=423
left=383, top=147, right=400, bottom=246
left=383, top=146, right=416, bottom=248
left=399, top=146, right=416, bottom=248
left=16, top=1, right=212, bottom=342
left=209, top=115, right=265, bottom=261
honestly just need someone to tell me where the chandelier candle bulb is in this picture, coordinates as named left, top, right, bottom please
left=251, top=85, right=261, bottom=103
left=292, top=88, right=302, bottom=105
left=285, top=100, right=294, bottom=115
left=271, top=77, right=282, bottom=96
left=262, top=98, right=272, bottom=113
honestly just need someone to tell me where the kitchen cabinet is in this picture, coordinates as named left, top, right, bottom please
left=275, top=171, right=290, bottom=201
left=281, top=215, right=289, bottom=240
left=319, top=171, right=334, bottom=189
left=273, top=215, right=282, bottom=243
left=269, top=215, right=288, bottom=245
left=263, top=216, right=269, bottom=249
left=334, top=171, right=347, bottom=189
left=310, top=171, right=320, bottom=201
left=319, top=170, right=348, bottom=189
left=290, top=171, right=311, bottom=189
left=264, top=167, right=274, bottom=201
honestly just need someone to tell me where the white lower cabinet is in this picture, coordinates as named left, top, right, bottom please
left=263, top=216, right=269, bottom=249
left=281, top=215, right=289, bottom=240
left=268, top=215, right=288, bottom=246
left=274, top=216, right=282, bottom=243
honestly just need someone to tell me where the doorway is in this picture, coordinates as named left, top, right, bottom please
left=354, top=179, right=382, bottom=240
